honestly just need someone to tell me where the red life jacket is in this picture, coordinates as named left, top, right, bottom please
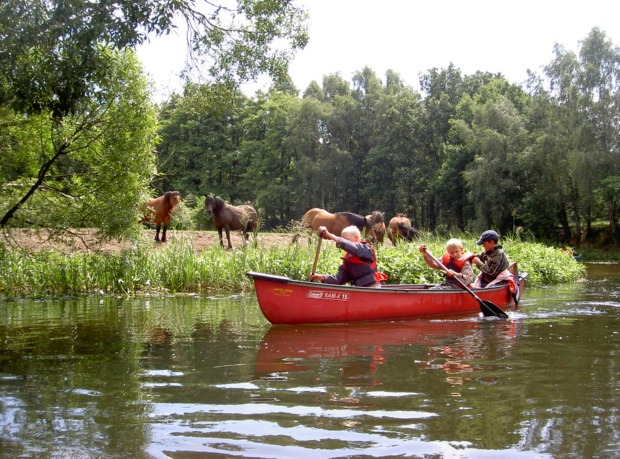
left=342, top=241, right=389, bottom=283
left=442, top=251, right=475, bottom=271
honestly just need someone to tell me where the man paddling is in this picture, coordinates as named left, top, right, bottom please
left=311, top=225, right=387, bottom=288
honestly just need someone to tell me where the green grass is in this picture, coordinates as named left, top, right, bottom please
left=0, top=232, right=587, bottom=299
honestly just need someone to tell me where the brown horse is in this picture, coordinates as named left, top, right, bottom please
left=298, top=208, right=383, bottom=241
left=387, top=213, right=421, bottom=245
left=139, top=191, right=182, bottom=243
left=365, top=211, right=386, bottom=244
left=205, top=195, right=259, bottom=249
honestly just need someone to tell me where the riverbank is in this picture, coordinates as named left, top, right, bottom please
left=1, top=228, right=299, bottom=254
left=0, top=231, right=587, bottom=299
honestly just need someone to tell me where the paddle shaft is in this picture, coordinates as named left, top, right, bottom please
left=423, top=248, right=508, bottom=319
left=310, top=231, right=324, bottom=281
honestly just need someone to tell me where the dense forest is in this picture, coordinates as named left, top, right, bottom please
left=0, top=0, right=618, bottom=247
left=155, top=27, right=619, bottom=245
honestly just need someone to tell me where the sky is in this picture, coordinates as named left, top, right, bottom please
left=136, top=0, right=620, bottom=101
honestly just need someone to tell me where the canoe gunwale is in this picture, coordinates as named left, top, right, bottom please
left=246, top=271, right=508, bottom=294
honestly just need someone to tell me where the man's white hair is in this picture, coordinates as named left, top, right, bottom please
left=341, top=225, right=361, bottom=240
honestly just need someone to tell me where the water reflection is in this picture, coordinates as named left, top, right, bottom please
left=255, top=318, right=525, bottom=386
left=0, top=264, right=619, bottom=458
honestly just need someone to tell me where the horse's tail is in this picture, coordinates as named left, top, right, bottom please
left=398, top=222, right=421, bottom=241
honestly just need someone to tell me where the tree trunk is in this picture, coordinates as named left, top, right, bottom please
left=558, top=205, right=571, bottom=243
left=0, top=148, right=65, bottom=228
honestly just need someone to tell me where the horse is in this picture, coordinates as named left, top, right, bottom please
left=365, top=211, right=386, bottom=244
left=139, top=191, right=182, bottom=243
left=205, top=195, right=259, bottom=249
left=387, top=213, right=421, bottom=245
left=297, top=208, right=383, bottom=242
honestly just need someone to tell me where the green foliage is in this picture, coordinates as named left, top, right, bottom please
left=0, top=0, right=308, bottom=116
left=151, top=27, right=619, bottom=247
left=0, top=235, right=586, bottom=299
left=1, top=0, right=308, bottom=243
left=504, top=239, right=587, bottom=284
left=0, top=49, right=157, bottom=240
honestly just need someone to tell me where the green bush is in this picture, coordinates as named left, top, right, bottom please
left=0, top=233, right=586, bottom=299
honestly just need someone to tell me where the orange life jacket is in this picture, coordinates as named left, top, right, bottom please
left=442, top=251, right=475, bottom=271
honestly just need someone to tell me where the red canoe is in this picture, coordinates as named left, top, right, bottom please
left=247, top=268, right=525, bottom=325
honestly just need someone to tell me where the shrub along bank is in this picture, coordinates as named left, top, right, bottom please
left=0, top=233, right=586, bottom=299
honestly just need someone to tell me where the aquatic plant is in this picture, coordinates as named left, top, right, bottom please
left=0, top=233, right=586, bottom=299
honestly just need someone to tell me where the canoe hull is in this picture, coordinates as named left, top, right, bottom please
left=247, top=271, right=525, bottom=324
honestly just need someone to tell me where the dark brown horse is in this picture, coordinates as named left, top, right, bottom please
left=298, top=208, right=383, bottom=241
left=365, top=211, right=386, bottom=244
left=139, top=191, right=182, bottom=243
left=387, top=213, right=421, bottom=245
left=205, top=195, right=259, bottom=249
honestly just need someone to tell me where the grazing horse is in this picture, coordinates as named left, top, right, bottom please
left=139, top=191, right=182, bottom=243
left=297, top=208, right=383, bottom=241
left=205, top=195, right=259, bottom=249
left=365, top=211, right=386, bottom=244
left=388, top=214, right=421, bottom=245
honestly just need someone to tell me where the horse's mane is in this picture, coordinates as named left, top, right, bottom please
left=214, top=196, right=226, bottom=211
left=370, top=211, right=384, bottom=223
left=335, top=212, right=367, bottom=230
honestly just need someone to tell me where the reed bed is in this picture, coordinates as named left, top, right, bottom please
left=0, top=233, right=586, bottom=299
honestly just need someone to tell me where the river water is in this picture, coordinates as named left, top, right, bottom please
left=0, top=263, right=618, bottom=458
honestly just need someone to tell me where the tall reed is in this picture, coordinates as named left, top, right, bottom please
left=0, top=233, right=586, bottom=299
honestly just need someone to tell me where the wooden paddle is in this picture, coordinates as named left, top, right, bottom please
left=309, top=230, right=324, bottom=281
left=423, top=248, right=509, bottom=319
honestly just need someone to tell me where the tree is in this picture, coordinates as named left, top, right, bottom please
left=240, top=90, right=301, bottom=227
left=417, top=64, right=466, bottom=230
left=0, top=50, right=157, bottom=239
left=537, top=27, right=620, bottom=242
left=156, top=83, right=250, bottom=199
left=0, top=0, right=308, bottom=115
left=0, top=0, right=308, bottom=235
left=363, top=76, right=425, bottom=219
left=459, top=93, right=530, bottom=234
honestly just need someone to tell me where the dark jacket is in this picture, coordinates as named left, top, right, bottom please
left=477, top=245, right=510, bottom=287
left=323, top=238, right=378, bottom=287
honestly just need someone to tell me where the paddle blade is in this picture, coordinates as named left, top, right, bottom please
left=480, top=300, right=509, bottom=319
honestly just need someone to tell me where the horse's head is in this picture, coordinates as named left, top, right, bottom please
left=165, top=191, right=182, bottom=209
left=365, top=211, right=385, bottom=244
left=205, top=195, right=216, bottom=214
left=371, top=211, right=384, bottom=224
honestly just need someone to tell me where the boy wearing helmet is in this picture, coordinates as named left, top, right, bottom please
left=472, top=230, right=511, bottom=288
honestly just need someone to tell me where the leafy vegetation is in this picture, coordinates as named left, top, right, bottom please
left=154, top=28, right=620, bottom=248
left=0, top=0, right=308, bottom=236
left=0, top=234, right=586, bottom=299
left=1, top=5, right=618, bottom=260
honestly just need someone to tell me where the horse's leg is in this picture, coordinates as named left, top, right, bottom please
left=225, top=226, right=233, bottom=250
left=217, top=228, right=224, bottom=247
left=243, top=225, right=250, bottom=244
left=154, top=224, right=162, bottom=243
left=161, top=224, right=167, bottom=243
